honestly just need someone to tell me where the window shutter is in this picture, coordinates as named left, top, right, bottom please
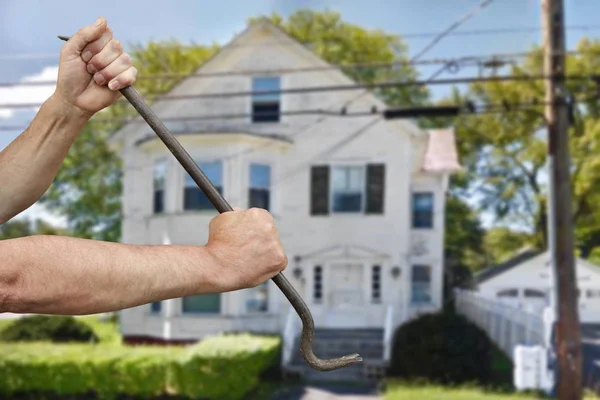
left=310, top=166, right=329, bottom=215
left=365, top=164, right=385, bottom=214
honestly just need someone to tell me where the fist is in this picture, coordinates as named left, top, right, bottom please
left=205, top=208, right=287, bottom=292
left=54, top=17, right=137, bottom=118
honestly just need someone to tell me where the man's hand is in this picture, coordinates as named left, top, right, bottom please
left=205, top=208, right=288, bottom=292
left=54, top=17, right=137, bottom=118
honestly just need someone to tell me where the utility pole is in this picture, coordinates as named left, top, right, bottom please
left=542, top=0, right=583, bottom=398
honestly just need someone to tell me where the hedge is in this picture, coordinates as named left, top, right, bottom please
left=0, top=334, right=280, bottom=400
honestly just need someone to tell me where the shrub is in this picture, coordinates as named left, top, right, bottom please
left=388, top=311, right=495, bottom=385
left=0, top=334, right=281, bottom=400
left=0, top=315, right=99, bottom=343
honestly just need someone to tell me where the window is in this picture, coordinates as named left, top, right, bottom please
left=184, top=161, right=222, bottom=210
left=314, top=266, right=323, bottom=302
left=249, top=164, right=271, bottom=211
left=331, top=165, right=365, bottom=213
left=153, top=161, right=167, bottom=213
left=310, top=164, right=385, bottom=216
left=245, top=282, right=269, bottom=313
left=587, top=289, right=600, bottom=298
left=412, top=192, right=434, bottom=228
left=372, top=265, right=381, bottom=303
left=524, top=288, right=546, bottom=298
left=252, top=77, right=280, bottom=123
left=150, top=301, right=161, bottom=314
left=497, top=289, right=518, bottom=298
left=182, top=294, right=221, bottom=314
left=411, top=265, right=431, bottom=304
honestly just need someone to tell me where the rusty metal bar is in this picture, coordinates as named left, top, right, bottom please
left=58, top=35, right=362, bottom=371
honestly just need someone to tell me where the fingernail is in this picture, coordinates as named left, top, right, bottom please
left=94, top=73, right=105, bottom=85
left=108, top=80, right=120, bottom=90
left=82, top=50, right=93, bottom=63
left=95, top=18, right=104, bottom=27
left=87, top=63, right=97, bottom=74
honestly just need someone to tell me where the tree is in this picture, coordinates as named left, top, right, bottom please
left=0, top=217, right=65, bottom=240
left=41, top=10, right=431, bottom=240
left=447, top=38, right=600, bottom=256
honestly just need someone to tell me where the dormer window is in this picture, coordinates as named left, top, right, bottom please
left=251, top=76, right=280, bottom=123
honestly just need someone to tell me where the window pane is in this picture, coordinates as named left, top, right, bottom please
left=249, top=188, right=270, bottom=210
left=331, top=167, right=347, bottom=190
left=347, top=167, right=363, bottom=191
left=252, top=77, right=280, bottom=102
left=252, top=103, right=280, bottom=123
left=182, top=294, right=220, bottom=313
left=411, top=266, right=431, bottom=303
left=497, top=289, right=518, bottom=298
left=185, top=187, right=222, bottom=210
left=150, top=301, right=161, bottom=313
left=412, top=192, right=433, bottom=228
left=154, top=190, right=165, bottom=213
left=333, top=193, right=362, bottom=212
left=245, top=282, right=269, bottom=313
left=250, top=164, right=271, bottom=188
left=185, top=161, right=222, bottom=187
left=154, top=161, right=167, bottom=190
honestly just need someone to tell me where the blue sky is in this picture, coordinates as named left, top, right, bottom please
left=0, top=0, right=598, bottom=226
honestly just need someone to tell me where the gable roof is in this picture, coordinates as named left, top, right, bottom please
left=474, top=248, right=543, bottom=285
left=110, top=18, right=429, bottom=144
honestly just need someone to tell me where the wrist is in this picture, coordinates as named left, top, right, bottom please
left=47, top=92, right=93, bottom=124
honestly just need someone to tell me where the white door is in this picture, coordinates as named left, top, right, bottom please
left=325, top=263, right=365, bottom=327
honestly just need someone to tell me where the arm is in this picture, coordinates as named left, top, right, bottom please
left=0, top=208, right=287, bottom=315
left=0, top=97, right=88, bottom=223
left=0, top=17, right=136, bottom=223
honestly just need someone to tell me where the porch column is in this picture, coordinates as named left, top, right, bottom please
left=162, top=298, right=176, bottom=340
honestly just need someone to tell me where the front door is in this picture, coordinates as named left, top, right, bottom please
left=325, top=263, right=365, bottom=327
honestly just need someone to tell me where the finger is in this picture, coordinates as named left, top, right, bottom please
left=80, top=26, right=113, bottom=63
left=107, top=66, right=137, bottom=91
left=62, top=17, right=108, bottom=56
left=87, top=39, right=124, bottom=76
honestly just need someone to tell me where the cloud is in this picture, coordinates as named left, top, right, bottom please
left=0, top=66, right=58, bottom=119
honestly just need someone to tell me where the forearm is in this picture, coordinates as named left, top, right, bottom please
left=0, top=94, right=89, bottom=223
left=0, top=235, right=219, bottom=315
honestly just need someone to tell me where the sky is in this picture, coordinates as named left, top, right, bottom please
left=0, top=0, right=598, bottom=227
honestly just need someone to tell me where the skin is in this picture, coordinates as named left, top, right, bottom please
left=0, top=18, right=287, bottom=315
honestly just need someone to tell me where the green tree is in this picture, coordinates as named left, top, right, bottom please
left=448, top=38, right=600, bottom=256
left=0, top=217, right=65, bottom=240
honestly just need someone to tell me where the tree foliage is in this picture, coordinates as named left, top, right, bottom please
left=448, top=38, right=600, bottom=256
left=0, top=218, right=65, bottom=240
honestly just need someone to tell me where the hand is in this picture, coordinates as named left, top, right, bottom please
left=53, top=17, right=137, bottom=118
left=205, top=208, right=287, bottom=292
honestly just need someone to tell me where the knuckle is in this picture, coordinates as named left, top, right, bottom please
left=121, top=52, right=131, bottom=65
left=112, top=39, right=123, bottom=52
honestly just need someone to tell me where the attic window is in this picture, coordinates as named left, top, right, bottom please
left=252, top=76, right=280, bottom=123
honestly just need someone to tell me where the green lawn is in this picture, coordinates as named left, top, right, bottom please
left=384, top=381, right=600, bottom=400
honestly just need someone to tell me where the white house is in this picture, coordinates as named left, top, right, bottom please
left=474, top=249, right=600, bottom=323
left=110, top=19, right=460, bottom=377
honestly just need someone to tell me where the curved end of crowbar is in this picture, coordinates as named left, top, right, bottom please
left=297, top=307, right=363, bottom=371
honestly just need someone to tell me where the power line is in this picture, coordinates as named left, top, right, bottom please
left=0, top=50, right=584, bottom=88
left=410, top=0, right=496, bottom=61
left=0, top=73, right=595, bottom=111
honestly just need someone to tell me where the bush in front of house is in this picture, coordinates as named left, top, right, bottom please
left=0, top=315, right=99, bottom=343
left=388, top=311, right=495, bottom=385
left=0, top=334, right=281, bottom=400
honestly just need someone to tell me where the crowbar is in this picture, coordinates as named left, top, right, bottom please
left=58, top=35, right=362, bottom=371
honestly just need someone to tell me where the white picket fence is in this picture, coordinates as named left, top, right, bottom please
left=454, top=289, right=554, bottom=361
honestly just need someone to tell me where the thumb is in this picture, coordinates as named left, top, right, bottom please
left=63, top=17, right=108, bottom=55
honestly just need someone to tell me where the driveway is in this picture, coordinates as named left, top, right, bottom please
left=269, top=383, right=382, bottom=400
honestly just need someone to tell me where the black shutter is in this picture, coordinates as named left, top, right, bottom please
left=310, top=165, right=329, bottom=215
left=365, top=164, right=385, bottom=214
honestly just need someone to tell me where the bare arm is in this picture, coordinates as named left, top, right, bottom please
left=0, top=208, right=287, bottom=315
left=0, top=97, right=87, bottom=223
left=0, top=17, right=137, bottom=223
